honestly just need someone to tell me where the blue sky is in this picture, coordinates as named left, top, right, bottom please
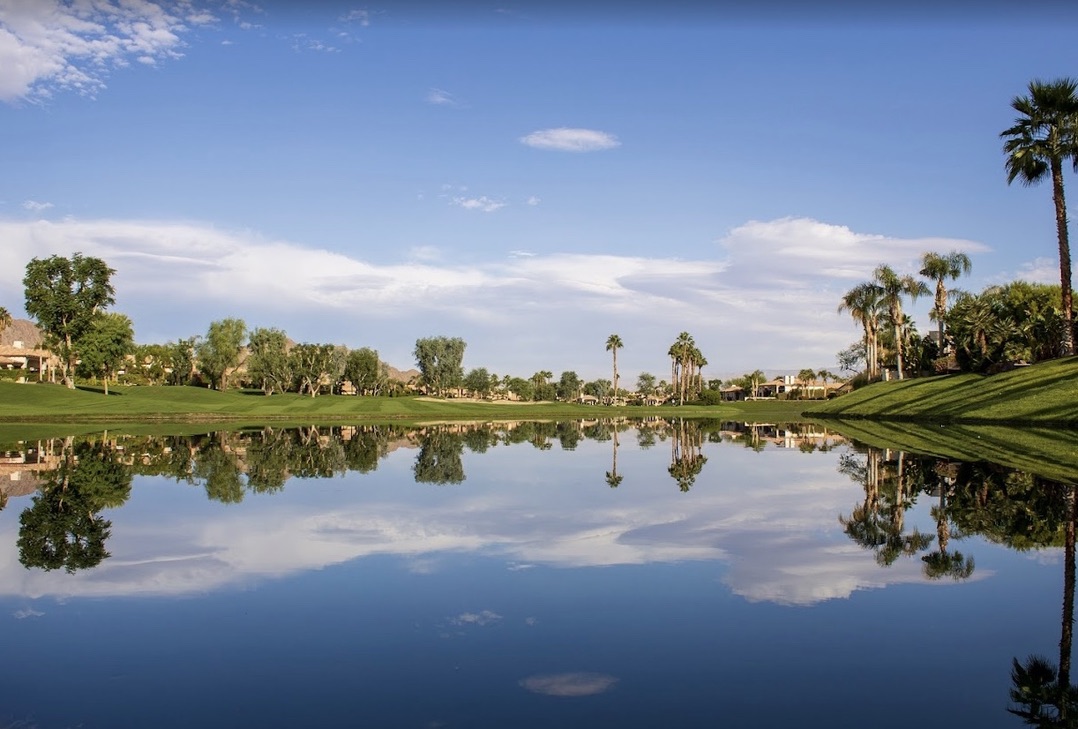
left=1, top=1, right=1076, bottom=381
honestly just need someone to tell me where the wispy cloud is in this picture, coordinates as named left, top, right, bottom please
left=340, top=9, right=370, bottom=26
left=21, top=200, right=52, bottom=212
left=13, top=607, right=44, bottom=619
left=451, top=196, right=505, bottom=212
left=0, top=0, right=191, bottom=102
left=520, top=127, right=620, bottom=152
left=526, top=196, right=541, bottom=206
left=426, top=87, right=458, bottom=106
left=289, top=33, right=339, bottom=53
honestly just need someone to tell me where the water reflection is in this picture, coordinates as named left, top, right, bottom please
left=0, top=421, right=1072, bottom=609
left=4, top=422, right=1078, bottom=726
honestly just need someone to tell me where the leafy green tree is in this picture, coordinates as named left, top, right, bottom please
left=464, top=367, right=494, bottom=398
left=413, top=336, right=466, bottom=397
left=344, top=347, right=387, bottom=396
left=23, top=252, right=116, bottom=389
left=556, top=370, right=582, bottom=401
left=873, top=265, right=928, bottom=379
left=75, top=312, right=134, bottom=395
left=583, top=379, right=610, bottom=399
left=290, top=343, right=345, bottom=397
left=247, top=327, right=292, bottom=395
left=606, top=334, right=623, bottom=399
left=947, top=282, right=1065, bottom=371
left=506, top=376, right=534, bottom=401
left=636, top=372, right=657, bottom=398
left=920, top=250, right=972, bottom=349
left=197, top=318, right=247, bottom=390
left=1002, top=78, right=1078, bottom=356
left=165, top=337, right=198, bottom=386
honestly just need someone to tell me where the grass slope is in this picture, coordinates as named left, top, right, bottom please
left=821, top=418, right=1078, bottom=484
left=804, top=356, right=1078, bottom=425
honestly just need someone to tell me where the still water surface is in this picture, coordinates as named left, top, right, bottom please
left=0, top=420, right=1073, bottom=728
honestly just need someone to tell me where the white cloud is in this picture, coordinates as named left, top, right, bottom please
left=426, top=87, right=457, bottom=106
left=520, top=127, right=620, bottom=152
left=1012, top=256, right=1060, bottom=285
left=0, top=0, right=190, bottom=102
left=21, top=199, right=52, bottom=212
left=526, top=196, right=541, bottom=206
left=452, top=196, right=505, bottom=213
left=340, top=9, right=370, bottom=26
left=0, top=214, right=995, bottom=375
left=13, top=607, right=43, bottom=619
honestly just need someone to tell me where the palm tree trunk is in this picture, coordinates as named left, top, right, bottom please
left=935, top=283, right=947, bottom=351
left=1052, top=158, right=1075, bottom=356
left=1060, top=483, right=1076, bottom=693
left=893, top=320, right=904, bottom=380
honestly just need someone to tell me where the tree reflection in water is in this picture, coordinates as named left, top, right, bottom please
left=17, top=437, right=131, bottom=573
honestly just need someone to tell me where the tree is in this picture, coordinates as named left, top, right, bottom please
left=464, top=367, right=494, bottom=398
left=530, top=370, right=554, bottom=401
left=413, top=336, right=466, bottom=397
left=606, top=334, right=623, bottom=401
left=920, top=250, right=972, bottom=351
left=946, top=282, right=1065, bottom=372
left=0, top=306, right=11, bottom=331
left=556, top=370, right=582, bottom=401
left=637, top=372, right=657, bottom=398
left=583, top=379, right=610, bottom=399
left=838, top=282, right=884, bottom=379
left=247, top=327, right=292, bottom=395
left=873, top=264, right=928, bottom=380
left=1002, top=78, right=1078, bottom=356
left=742, top=369, right=766, bottom=398
left=165, top=337, right=197, bottom=386
left=345, top=347, right=387, bottom=396
left=668, top=332, right=705, bottom=405
left=75, top=312, right=134, bottom=395
left=290, top=343, right=345, bottom=397
left=23, top=252, right=116, bottom=389
left=197, top=318, right=247, bottom=390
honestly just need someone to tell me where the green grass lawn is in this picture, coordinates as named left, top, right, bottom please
left=803, top=356, right=1078, bottom=425
left=0, top=380, right=809, bottom=433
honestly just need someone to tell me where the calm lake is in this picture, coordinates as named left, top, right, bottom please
left=0, top=419, right=1074, bottom=728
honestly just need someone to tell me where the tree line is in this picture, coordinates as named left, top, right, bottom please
left=837, top=77, right=1078, bottom=383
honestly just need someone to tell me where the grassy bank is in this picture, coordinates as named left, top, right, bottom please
left=0, top=380, right=808, bottom=431
left=820, top=418, right=1078, bottom=484
left=803, top=356, right=1078, bottom=426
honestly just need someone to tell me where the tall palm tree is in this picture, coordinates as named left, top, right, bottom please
left=1002, top=78, right=1078, bottom=356
left=919, top=250, right=972, bottom=351
left=838, top=282, right=884, bottom=378
left=874, top=265, right=929, bottom=380
left=0, top=306, right=11, bottom=332
left=605, top=334, right=623, bottom=402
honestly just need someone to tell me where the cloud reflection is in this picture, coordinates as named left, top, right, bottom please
left=0, top=438, right=976, bottom=606
left=519, top=672, right=619, bottom=697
